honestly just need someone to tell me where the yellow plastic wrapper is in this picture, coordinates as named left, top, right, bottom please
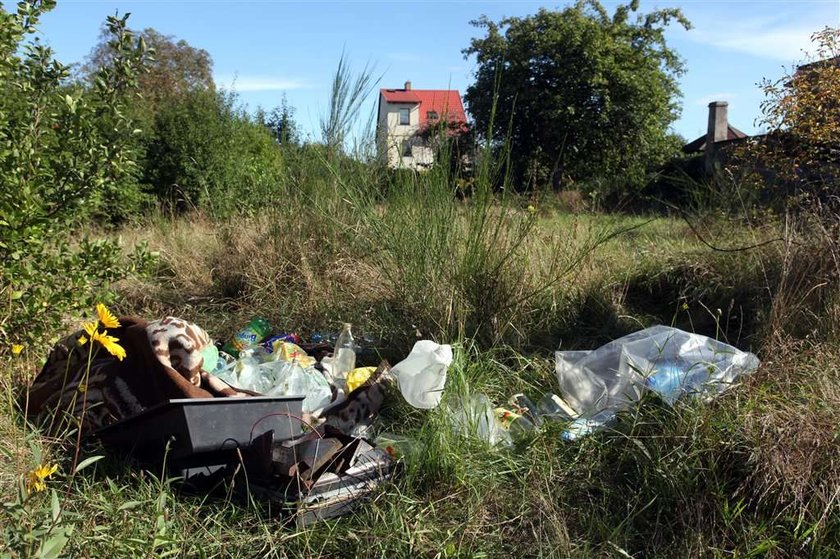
left=346, top=366, right=377, bottom=393
left=272, top=341, right=316, bottom=368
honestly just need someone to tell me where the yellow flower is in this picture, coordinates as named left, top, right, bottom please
left=25, top=463, right=58, bottom=494
left=92, top=330, right=126, bottom=361
left=527, top=204, right=537, bottom=214
left=82, top=321, right=98, bottom=339
left=11, top=344, right=23, bottom=356
left=96, top=303, right=120, bottom=329
left=80, top=319, right=127, bottom=360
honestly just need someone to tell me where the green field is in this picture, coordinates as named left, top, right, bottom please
left=3, top=194, right=839, bottom=557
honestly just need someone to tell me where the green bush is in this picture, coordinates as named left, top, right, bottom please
left=0, top=3, right=152, bottom=354
left=141, top=89, right=285, bottom=216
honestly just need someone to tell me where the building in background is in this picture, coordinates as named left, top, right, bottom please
left=377, top=81, right=468, bottom=170
left=683, top=101, right=748, bottom=174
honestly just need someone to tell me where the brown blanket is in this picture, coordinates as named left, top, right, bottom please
left=21, top=316, right=244, bottom=436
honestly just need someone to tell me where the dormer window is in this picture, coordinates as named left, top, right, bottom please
left=427, top=111, right=439, bottom=120
left=398, top=108, right=410, bottom=125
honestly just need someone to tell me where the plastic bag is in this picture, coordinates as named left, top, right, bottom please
left=346, top=366, right=376, bottom=393
left=449, top=393, right=511, bottom=447
left=216, top=349, right=271, bottom=393
left=262, top=360, right=333, bottom=413
left=391, top=341, right=452, bottom=409
left=555, top=325, right=760, bottom=417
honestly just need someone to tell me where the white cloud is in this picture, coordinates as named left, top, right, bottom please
left=215, top=75, right=311, bottom=92
left=685, top=10, right=830, bottom=63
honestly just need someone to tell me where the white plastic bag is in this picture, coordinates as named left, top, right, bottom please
left=555, top=325, right=760, bottom=417
left=391, top=340, right=452, bottom=409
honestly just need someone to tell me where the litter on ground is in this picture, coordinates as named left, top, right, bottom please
left=22, top=312, right=758, bottom=524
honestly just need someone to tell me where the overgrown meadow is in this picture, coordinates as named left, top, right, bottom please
left=2, top=4, right=839, bottom=558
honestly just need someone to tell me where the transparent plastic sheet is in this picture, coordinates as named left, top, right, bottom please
left=449, top=393, right=512, bottom=447
left=555, top=326, right=760, bottom=437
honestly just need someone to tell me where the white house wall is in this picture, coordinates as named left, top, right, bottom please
left=377, top=98, right=429, bottom=170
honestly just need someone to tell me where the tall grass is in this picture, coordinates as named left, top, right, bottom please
left=4, top=58, right=840, bottom=558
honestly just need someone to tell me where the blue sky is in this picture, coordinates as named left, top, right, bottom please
left=21, top=0, right=840, bottom=143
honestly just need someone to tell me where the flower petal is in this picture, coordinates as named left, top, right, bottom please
left=96, top=303, right=120, bottom=329
left=82, top=321, right=99, bottom=338
left=93, top=331, right=127, bottom=361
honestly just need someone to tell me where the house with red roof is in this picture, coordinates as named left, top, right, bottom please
left=377, top=81, right=468, bottom=169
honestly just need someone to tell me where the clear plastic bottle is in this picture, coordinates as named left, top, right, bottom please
left=332, top=323, right=357, bottom=388
left=509, top=393, right=543, bottom=427
left=494, top=407, right=536, bottom=438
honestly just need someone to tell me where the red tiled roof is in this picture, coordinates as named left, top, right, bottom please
left=380, top=89, right=421, bottom=104
left=380, top=88, right=468, bottom=130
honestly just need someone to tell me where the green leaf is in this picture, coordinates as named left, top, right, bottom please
left=50, top=489, right=60, bottom=522
left=36, top=526, right=72, bottom=559
left=72, top=455, right=104, bottom=475
left=116, top=500, right=145, bottom=512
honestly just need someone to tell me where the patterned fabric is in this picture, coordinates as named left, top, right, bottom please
left=146, top=316, right=213, bottom=386
left=22, top=316, right=244, bottom=436
left=322, top=362, right=393, bottom=434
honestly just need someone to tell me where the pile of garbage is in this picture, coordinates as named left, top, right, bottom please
left=449, top=325, right=760, bottom=445
left=205, top=319, right=452, bottom=422
left=27, top=310, right=760, bottom=525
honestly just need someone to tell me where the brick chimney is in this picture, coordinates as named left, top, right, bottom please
left=404, top=80, right=412, bottom=91
left=705, top=101, right=728, bottom=174
left=707, top=101, right=729, bottom=144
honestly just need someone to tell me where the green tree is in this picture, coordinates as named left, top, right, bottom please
left=265, top=94, right=300, bottom=146
left=83, top=26, right=214, bottom=116
left=463, top=0, right=690, bottom=194
left=143, top=89, right=284, bottom=214
left=739, top=27, right=840, bottom=205
left=0, top=1, right=153, bottom=351
left=79, top=25, right=216, bottom=220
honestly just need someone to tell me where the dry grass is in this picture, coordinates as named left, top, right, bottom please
left=5, top=203, right=840, bottom=557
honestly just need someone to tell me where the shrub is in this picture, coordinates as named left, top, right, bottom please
left=0, top=3, right=152, bottom=354
left=141, top=89, right=285, bottom=216
left=732, top=27, right=840, bottom=210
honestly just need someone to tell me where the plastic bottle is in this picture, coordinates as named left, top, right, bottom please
left=374, top=432, right=420, bottom=460
left=494, top=407, right=536, bottom=438
left=645, top=362, right=687, bottom=404
left=224, top=348, right=261, bottom=392
left=332, top=323, right=357, bottom=388
left=509, top=393, right=543, bottom=427
left=223, top=317, right=272, bottom=357
left=450, top=393, right=511, bottom=447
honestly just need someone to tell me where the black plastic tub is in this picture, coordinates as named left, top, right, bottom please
left=94, top=396, right=305, bottom=467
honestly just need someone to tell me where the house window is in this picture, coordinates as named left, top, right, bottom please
left=401, top=140, right=412, bottom=157
left=426, top=111, right=439, bottom=120
left=398, top=108, right=410, bottom=125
